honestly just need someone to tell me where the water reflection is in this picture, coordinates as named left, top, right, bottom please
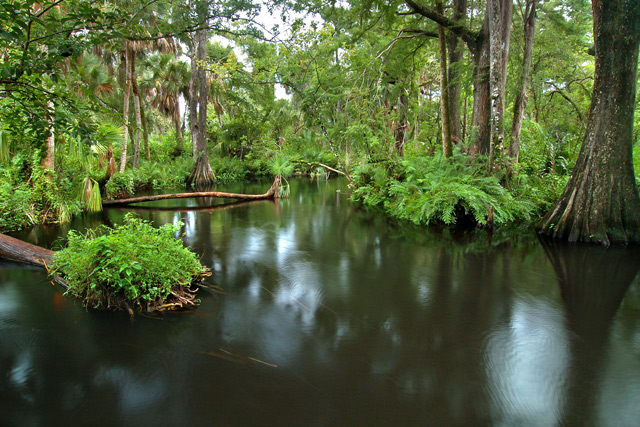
left=542, top=239, right=640, bottom=426
left=2, top=179, right=640, bottom=425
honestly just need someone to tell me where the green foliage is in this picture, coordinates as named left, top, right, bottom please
left=351, top=155, right=538, bottom=227
left=104, top=157, right=194, bottom=199
left=210, top=156, right=249, bottom=184
left=0, top=152, right=82, bottom=232
left=52, top=215, right=206, bottom=310
left=81, top=177, right=103, bottom=213
left=268, top=153, right=295, bottom=177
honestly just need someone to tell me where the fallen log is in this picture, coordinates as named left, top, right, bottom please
left=0, top=232, right=67, bottom=288
left=0, top=232, right=54, bottom=268
left=293, top=161, right=351, bottom=182
left=103, top=175, right=281, bottom=206
left=108, top=199, right=265, bottom=213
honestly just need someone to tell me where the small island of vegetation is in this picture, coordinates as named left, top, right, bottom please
left=51, top=215, right=208, bottom=312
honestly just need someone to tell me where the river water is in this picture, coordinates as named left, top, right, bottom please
left=1, top=178, right=640, bottom=426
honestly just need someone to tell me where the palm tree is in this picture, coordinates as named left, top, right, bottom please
left=141, top=53, right=190, bottom=154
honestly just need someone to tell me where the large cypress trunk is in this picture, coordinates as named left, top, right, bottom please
left=187, top=26, right=215, bottom=187
left=537, top=0, right=640, bottom=245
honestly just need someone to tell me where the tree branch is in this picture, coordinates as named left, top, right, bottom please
left=403, top=0, right=478, bottom=47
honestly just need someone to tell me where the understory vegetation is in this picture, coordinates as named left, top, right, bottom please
left=51, top=215, right=207, bottom=312
left=351, top=154, right=539, bottom=227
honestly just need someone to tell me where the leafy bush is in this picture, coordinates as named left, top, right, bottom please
left=210, top=156, right=250, bottom=183
left=52, top=215, right=206, bottom=311
left=105, top=173, right=135, bottom=198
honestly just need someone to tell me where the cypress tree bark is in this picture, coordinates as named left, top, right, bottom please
left=538, top=0, right=640, bottom=245
left=187, top=26, right=215, bottom=187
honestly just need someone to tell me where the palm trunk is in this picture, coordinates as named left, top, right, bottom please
left=174, top=107, right=184, bottom=153
left=139, top=94, right=150, bottom=161
left=119, top=43, right=132, bottom=173
left=189, top=40, right=198, bottom=159
left=131, top=53, right=142, bottom=169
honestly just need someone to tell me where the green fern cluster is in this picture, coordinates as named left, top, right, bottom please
left=351, top=154, right=537, bottom=227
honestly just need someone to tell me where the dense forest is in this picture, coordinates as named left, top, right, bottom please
left=1, top=0, right=639, bottom=244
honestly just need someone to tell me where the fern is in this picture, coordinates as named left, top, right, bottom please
left=351, top=154, right=539, bottom=227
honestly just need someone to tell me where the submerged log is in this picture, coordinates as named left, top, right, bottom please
left=103, top=175, right=281, bottom=206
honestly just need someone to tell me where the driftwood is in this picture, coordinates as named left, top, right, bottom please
left=103, top=175, right=281, bottom=206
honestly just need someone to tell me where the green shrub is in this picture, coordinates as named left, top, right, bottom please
left=105, top=173, right=135, bottom=198
left=52, top=215, right=207, bottom=311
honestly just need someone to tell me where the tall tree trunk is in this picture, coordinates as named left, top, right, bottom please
left=446, top=0, right=467, bottom=144
left=119, top=43, right=132, bottom=173
left=187, top=27, right=215, bottom=187
left=42, top=100, right=55, bottom=171
left=188, top=37, right=198, bottom=159
left=174, top=105, right=184, bottom=153
left=139, top=94, right=150, bottom=161
left=488, top=0, right=513, bottom=171
left=508, top=0, right=537, bottom=162
left=468, top=16, right=491, bottom=157
left=537, top=0, right=640, bottom=245
left=393, top=91, right=409, bottom=157
left=131, top=53, right=143, bottom=169
left=437, top=1, right=452, bottom=158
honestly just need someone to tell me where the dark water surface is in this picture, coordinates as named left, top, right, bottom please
left=2, top=179, right=640, bottom=426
